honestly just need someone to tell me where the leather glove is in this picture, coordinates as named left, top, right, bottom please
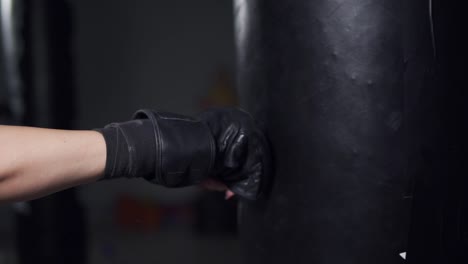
left=97, top=108, right=271, bottom=200
left=197, top=108, right=270, bottom=200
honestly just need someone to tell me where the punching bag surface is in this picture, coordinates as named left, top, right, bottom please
left=235, top=0, right=434, bottom=263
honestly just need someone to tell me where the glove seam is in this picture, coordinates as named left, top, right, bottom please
left=149, top=110, right=163, bottom=184
left=205, top=121, right=216, bottom=178
left=115, top=124, right=134, bottom=178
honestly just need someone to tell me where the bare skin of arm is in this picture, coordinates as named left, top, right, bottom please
left=0, top=126, right=106, bottom=203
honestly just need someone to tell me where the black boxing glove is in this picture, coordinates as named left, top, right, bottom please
left=97, top=108, right=270, bottom=200
left=197, top=108, right=271, bottom=200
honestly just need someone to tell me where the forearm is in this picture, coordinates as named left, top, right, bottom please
left=0, top=126, right=106, bottom=203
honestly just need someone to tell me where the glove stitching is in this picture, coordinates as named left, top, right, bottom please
left=116, top=125, right=134, bottom=178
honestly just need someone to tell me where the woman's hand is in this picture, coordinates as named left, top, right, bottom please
left=201, top=178, right=236, bottom=199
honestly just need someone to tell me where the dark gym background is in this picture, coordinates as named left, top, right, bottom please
left=2, top=0, right=468, bottom=263
left=0, top=0, right=240, bottom=263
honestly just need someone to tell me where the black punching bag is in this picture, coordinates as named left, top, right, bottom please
left=234, top=0, right=444, bottom=263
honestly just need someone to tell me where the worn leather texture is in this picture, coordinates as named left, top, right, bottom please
left=197, top=108, right=271, bottom=200
left=232, top=0, right=464, bottom=263
left=133, top=108, right=271, bottom=199
left=133, top=109, right=215, bottom=187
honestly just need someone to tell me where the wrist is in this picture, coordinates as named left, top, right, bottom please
left=97, top=110, right=216, bottom=187
left=97, top=119, right=157, bottom=180
left=133, top=109, right=215, bottom=187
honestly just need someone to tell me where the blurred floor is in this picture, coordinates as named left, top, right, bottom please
left=0, top=206, right=16, bottom=264
left=88, top=229, right=240, bottom=264
left=0, top=225, right=240, bottom=264
left=0, top=205, right=240, bottom=264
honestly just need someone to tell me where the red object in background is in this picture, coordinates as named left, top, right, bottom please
left=115, top=194, right=195, bottom=232
left=116, top=195, right=162, bottom=231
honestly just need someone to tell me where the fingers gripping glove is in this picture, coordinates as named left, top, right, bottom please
left=197, top=108, right=271, bottom=200
left=97, top=108, right=271, bottom=200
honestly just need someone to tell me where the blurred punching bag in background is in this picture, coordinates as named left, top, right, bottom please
left=235, top=0, right=468, bottom=263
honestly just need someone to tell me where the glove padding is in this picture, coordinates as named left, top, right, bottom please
left=98, top=108, right=271, bottom=200
left=197, top=108, right=271, bottom=200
